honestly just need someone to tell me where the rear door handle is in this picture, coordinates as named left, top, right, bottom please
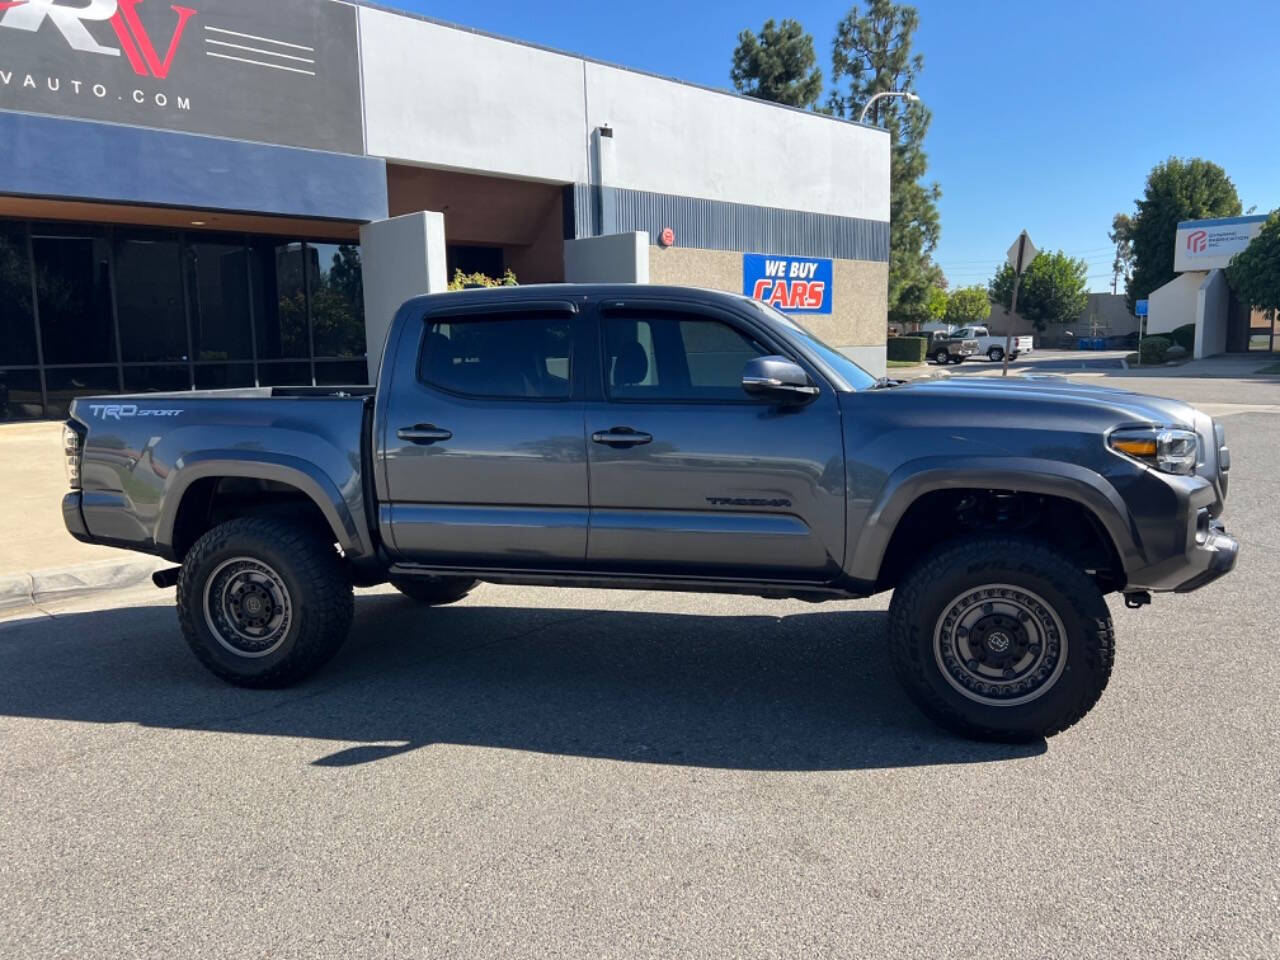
left=591, top=426, right=653, bottom=447
left=397, top=424, right=453, bottom=444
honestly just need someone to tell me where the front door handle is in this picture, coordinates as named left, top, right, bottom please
left=397, top=424, right=453, bottom=445
left=592, top=426, right=653, bottom=447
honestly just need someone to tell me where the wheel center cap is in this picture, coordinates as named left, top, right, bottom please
left=986, top=631, right=1011, bottom=653
left=244, top=595, right=265, bottom=616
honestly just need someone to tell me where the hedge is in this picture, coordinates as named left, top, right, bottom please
left=887, top=336, right=928, bottom=363
left=1139, top=336, right=1171, bottom=364
left=1169, top=324, right=1196, bottom=352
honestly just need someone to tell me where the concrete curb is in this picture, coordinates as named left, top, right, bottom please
left=0, top=557, right=169, bottom=612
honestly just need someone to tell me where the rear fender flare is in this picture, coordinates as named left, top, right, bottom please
left=156, top=452, right=368, bottom=559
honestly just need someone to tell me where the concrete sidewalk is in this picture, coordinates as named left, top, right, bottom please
left=0, top=421, right=164, bottom=611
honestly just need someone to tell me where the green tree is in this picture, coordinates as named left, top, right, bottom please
left=925, top=284, right=948, bottom=323
left=944, top=285, right=991, bottom=326
left=828, top=1, right=942, bottom=329
left=1226, top=210, right=1280, bottom=323
left=1120, top=157, right=1241, bottom=311
left=1108, top=212, right=1134, bottom=295
left=988, top=251, right=1088, bottom=332
left=730, top=18, right=823, bottom=109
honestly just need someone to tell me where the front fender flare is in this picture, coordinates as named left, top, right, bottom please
left=847, top=457, right=1142, bottom=584
left=155, top=451, right=369, bottom=559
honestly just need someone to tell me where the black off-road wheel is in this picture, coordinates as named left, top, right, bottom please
left=887, top=536, right=1114, bottom=742
left=388, top=575, right=478, bottom=606
left=177, top=517, right=354, bottom=687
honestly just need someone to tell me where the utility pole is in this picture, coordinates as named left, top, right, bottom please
left=1002, top=231, right=1038, bottom=377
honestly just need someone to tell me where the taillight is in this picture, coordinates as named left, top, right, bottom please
left=63, top=422, right=84, bottom=490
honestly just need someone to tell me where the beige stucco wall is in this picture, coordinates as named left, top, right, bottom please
left=647, top=246, right=887, bottom=350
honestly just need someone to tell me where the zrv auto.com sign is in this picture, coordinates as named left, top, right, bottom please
left=743, top=253, right=833, bottom=315
left=0, top=0, right=363, bottom=153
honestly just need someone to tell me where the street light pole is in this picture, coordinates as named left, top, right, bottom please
left=857, top=91, right=920, bottom=124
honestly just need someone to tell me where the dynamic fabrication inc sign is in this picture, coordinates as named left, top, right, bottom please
left=0, top=0, right=363, bottom=153
left=742, top=253, right=833, bottom=315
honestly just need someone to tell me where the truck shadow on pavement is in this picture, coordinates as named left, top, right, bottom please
left=0, top=590, right=1046, bottom=771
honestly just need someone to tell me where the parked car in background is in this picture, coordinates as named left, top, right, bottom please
left=950, top=326, right=1035, bottom=362
left=924, top=330, right=980, bottom=365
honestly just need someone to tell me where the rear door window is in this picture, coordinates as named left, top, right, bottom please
left=418, top=312, right=573, bottom=399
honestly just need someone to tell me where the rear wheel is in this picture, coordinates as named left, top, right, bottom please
left=987, top=346, right=1004, bottom=362
left=389, top=575, right=478, bottom=606
left=887, top=536, right=1114, bottom=741
left=177, top=517, right=353, bottom=687
left=934, top=348, right=950, bottom=365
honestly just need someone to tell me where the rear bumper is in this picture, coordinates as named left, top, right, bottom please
left=62, top=492, right=93, bottom=544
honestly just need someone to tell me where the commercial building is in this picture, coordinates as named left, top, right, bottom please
left=1147, top=214, right=1274, bottom=356
left=0, top=0, right=890, bottom=421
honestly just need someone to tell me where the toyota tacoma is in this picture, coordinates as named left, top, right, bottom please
left=61, top=285, right=1238, bottom=741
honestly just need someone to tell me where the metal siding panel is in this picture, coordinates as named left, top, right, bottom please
left=0, top=111, right=388, bottom=222
left=576, top=185, right=888, bottom=262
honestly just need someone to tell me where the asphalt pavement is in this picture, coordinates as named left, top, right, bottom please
left=1, top=377, right=1277, bottom=959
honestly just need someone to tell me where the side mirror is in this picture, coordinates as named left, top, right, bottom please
left=741, top=355, right=818, bottom=404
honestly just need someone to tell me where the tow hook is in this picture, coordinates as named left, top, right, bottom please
left=1124, top=590, right=1151, bottom=609
left=152, top=566, right=181, bottom=589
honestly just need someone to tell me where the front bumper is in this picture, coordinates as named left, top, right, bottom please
left=1173, top=520, right=1239, bottom=593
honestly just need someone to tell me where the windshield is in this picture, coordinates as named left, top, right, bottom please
left=745, top=299, right=879, bottom=391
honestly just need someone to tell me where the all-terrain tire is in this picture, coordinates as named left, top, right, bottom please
left=389, top=575, right=478, bottom=606
left=987, top=346, right=1004, bottom=362
left=177, top=517, right=354, bottom=687
left=887, top=535, right=1114, bottom=742
left=934, top=348, right=950, bottom=365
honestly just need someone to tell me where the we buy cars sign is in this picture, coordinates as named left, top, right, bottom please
left=743, top=254, right=833, bottom=315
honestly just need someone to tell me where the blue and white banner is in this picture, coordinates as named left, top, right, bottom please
left=742, top=253, right=833, bottom=315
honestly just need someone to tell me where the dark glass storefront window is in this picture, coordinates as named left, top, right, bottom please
left=44, top=367, right=120, bottom=420
left=188, top=239, right=253, bottom=362
left=0, top=222, right=38, bottom=367
left=115, top=231, right=188, bottom=363
left=31, top=224, right=116, bottom=367
left=122, top=365, right=191, bottom=393
left=256, top=361, right=313, bottom=386
left=253, top=240, right=310, bottom=360
left=0, top=370, right=43, bottom=421
left=309, top=243, right=365, bottom=359
left=195, top=363, right=256, bottom=390
left=1, top=219, right=368, bottom=417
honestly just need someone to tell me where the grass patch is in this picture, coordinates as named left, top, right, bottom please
left=886, top=359, right=923, bottom=368
left=1256, top=362, right=1280, bottom=375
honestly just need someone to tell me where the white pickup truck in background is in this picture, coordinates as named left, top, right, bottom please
left=951, top=326, right=1034, bottom=362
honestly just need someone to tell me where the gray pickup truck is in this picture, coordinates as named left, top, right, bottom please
left=61, top=284, right=1238, bottom=741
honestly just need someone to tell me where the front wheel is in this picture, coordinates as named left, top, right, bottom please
left=177, top=517, right=353, bottom=687
left=887, top=536, right=1114, bottom=742
left=934, top=348, right=950, bottom=365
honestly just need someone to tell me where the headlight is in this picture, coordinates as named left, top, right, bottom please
left=1109, top=427, right=1199, bottom=475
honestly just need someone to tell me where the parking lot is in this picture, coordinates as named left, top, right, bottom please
left=2, top=375, right=1278, bottom=959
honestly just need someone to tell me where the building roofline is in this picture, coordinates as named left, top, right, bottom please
left=1177, top=214, right=1269, bottom=229
left=344, top=0, right=889, bottom=136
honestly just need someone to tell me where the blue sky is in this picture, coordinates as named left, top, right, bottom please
left=383, top=0, right=1279, bottom=293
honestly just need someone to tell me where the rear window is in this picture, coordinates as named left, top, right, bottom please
left=418, top=313, right=572, bottom=399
